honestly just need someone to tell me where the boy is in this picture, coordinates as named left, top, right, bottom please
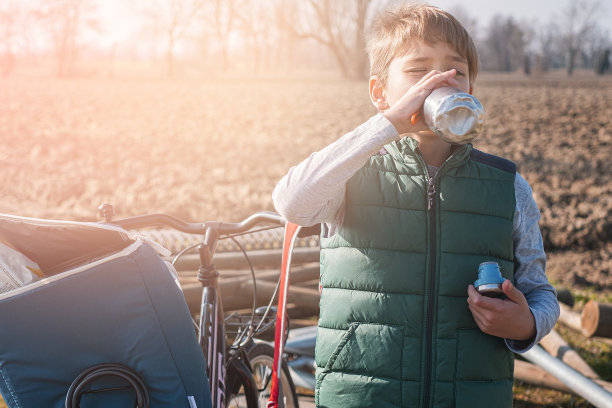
left=272, top=3, right=559, bottom=408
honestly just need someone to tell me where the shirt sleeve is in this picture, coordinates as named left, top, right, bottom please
left=272, top=113, right=399, bottom=234
left=505, top=173, right=560, bottom=353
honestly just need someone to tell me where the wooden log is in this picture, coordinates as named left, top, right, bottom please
left=238, top=279, right=319, bottom=313
left=514, top=360, right=612, bottom=394
left=537, top=329, right=612, bottom=394
left=514, top=359, right=572, bottom=393
left=582, top=300, right=612, bottom=339
left=233, top=263, right=319, bottom=283
left=180, top=263, right=318, bottom=310
left=593, top=336, right=612, bottom=347
left=558, top=303, right=585, bottom=334
left=172, top=247, right=320, bottom=271
left=289, top=318, right=319, bottom=328
left=177, top=262, right=319, bottom=280
left=540, top=329, right=600, bottom=379
left=515, top=358, right=612, bottom=394
left=179, top=263, right=319, bottom=286
left=181, top=274, right=320, bottom=314
left=556, top=288, right=575, bottom=307
left=594, top=379, right=612, bottom=394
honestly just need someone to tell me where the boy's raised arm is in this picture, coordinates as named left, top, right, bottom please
left=272, top=113, right=399, bottom=229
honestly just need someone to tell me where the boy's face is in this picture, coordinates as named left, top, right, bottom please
left=386, top=40, right=470, bottom=102
left=374, top=40, right=471, bottom=134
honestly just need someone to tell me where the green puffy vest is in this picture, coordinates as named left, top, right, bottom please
left=315, top=137, right=516, bottom=408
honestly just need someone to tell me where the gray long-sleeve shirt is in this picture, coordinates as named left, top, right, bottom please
left=273, top=113, right=559, bottom=353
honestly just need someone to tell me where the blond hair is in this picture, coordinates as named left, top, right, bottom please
left=366, top=2, right=479, bottom=86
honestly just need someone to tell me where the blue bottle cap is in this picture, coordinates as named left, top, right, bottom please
left=474, top=261, right=505, bottom=290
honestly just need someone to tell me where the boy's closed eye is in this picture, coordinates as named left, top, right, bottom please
left=403, top=67, right=465, bottom=76
left=404, top=68, right=429, bottom=75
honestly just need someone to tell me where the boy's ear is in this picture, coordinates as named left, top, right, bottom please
left=369, top=76, right=389, bottom=111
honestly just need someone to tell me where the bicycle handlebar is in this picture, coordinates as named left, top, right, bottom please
left=112, top=211, right=285, bottom=235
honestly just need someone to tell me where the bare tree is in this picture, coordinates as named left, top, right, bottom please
left=233, top=0, right=274, bottom=73
left=15, top=3, right=37, bottom=64
left=533, top=22, right=560, bottom=73
left=449, top=5, right=479, bottom=43
left=278, top=0, right=385, bottom=79
left=582, top=25, right=611, bottom=69
left=596, top=49, right=610, bottom=74
left=481, top=15, right=526, bottom=72
left=140, top=0, right=204, bottom=78
left=0, top=1, right=17, bottom=77
left=558, top=0, right=603, bottom=75
left=520, top=21, right=536, bottom=75
left=0, top=0, right=40, bottom=76
left=199, top=0, right=240, bottom=71
left=38, top=0, right=99, bottom=77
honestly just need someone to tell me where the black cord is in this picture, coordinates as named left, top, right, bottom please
left=65, top=363, right=149, bottom=408
left=171, top=242, right=201, bottom=266
left=226, top=235, right=257, bottom=353
left=168, top=224, right=285, bottom=364
left=225, top=231, right=288, bottom=364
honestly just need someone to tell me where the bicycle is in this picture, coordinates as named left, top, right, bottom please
left=100, top=205, right=300, bottom=408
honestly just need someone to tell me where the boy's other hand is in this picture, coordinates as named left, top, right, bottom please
left=382, top=69, right=460, bottom=135
left=467, top=279, right=536, bottom=341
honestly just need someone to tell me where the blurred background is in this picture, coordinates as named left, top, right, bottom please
left=0, top=0, right=610, bottom=79
left=0, top=0, right=610, bottom=289
left=0, top=1, right=611, bottom=406
left=0, top=2, right=610, bottom=279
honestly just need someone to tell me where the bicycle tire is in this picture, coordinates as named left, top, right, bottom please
left=247, top=342, right=299, bottom=408
left=225, top=358, right=259, bottom=408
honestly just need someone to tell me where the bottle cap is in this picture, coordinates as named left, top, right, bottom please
left=474, top=261, right=505, bottom=297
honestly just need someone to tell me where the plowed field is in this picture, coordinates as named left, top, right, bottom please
left=1, top=72, right=610, bottom=290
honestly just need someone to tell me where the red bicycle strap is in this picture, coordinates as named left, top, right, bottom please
left=267, top=222, right=301, bottom=408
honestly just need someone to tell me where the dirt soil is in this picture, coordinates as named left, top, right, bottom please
left=1, top=72, right=610, bottom=291
left=472, top=75, right=612, bottom=291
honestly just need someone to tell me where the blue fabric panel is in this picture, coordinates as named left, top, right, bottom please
left=0, top=243, right=211, bottom=408
left=469, top=149, right=517, bottom=174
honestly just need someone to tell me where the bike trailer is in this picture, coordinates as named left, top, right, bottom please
left=0, top=213, right=212, bottom=408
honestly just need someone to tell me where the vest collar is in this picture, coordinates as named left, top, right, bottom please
left=385, top=136, right=473, bottom=175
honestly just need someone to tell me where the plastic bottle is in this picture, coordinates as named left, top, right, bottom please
left=422, top=87, right=485, bottom=144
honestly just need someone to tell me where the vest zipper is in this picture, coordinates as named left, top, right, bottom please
left=416, top=146, right=465, bottom=408
left=413, top=148, right=437, bottom=408
left=423, top=174, right=436, bottom=408
left=427, top=177, right=436, bottom=211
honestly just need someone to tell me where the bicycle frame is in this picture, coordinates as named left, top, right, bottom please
left=111, top=210, right=285, bottom=408
left=197, top=228, right=257, bottom=408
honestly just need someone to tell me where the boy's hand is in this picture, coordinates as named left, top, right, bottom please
left=382, top=69, right=461, bottom=135
left=467, top=279, right=536, bottom=341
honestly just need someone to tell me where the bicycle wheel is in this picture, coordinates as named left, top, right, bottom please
left=225, top=342, right=299, bottom=408
left=247, top=342, right=299, bottom=408
left=225, top=358, right=259, bottom=408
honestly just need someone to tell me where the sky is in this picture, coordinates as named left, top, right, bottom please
left=430, top=0, right=570, bottom=23
left=93, top=0, right=611, bottom=54
left=100, top=0, right=592, bottom=26
left=97, top=0, right=611, bottom=39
